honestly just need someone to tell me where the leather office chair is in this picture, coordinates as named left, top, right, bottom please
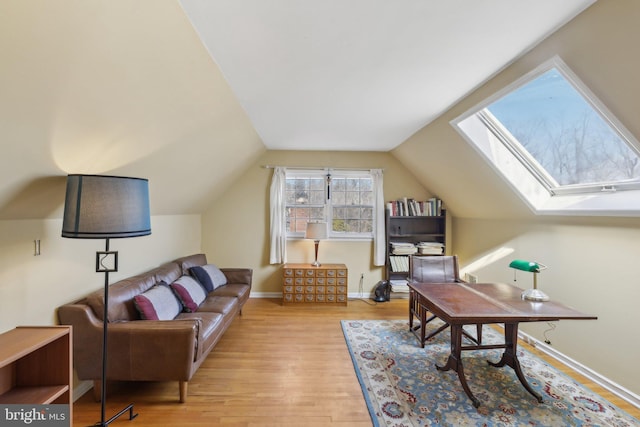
left=408, top=255, right=482, bottom=347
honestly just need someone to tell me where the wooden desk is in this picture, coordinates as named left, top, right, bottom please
left=407, top=281, right=597, bottom=407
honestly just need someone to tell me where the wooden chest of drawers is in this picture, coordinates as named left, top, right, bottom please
left=282, top=263, right=348, bottom=305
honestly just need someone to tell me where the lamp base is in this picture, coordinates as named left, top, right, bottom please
left=96, top=403, right=138, bottom=426
left=521, top=288, right=550, bottom=302
left=311, top=239, right=321, bottom=267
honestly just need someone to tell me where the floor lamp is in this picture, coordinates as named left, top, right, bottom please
left=62, top=174, right=151, bottom=427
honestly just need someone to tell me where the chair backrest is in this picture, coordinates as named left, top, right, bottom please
left=409, top=255, right=462, bottom=283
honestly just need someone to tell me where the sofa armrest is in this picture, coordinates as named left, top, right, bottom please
left=221, top=268, right=253, bottom=287
left=106, top=320, right=199, bottom=380
left=58, top=302, right=200, bottom=381
left=57, top=302, right=104, bottom=379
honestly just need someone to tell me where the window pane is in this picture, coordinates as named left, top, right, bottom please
left=331, top=190, right=345, bottom=205
left=487, top=68, right=640, bottom=187
left=308, top=207, right=324, bottom=220
left=346, top=206, right=360, bottom=219
left=294, top=179, right=308, bottom=203
left=294, top=219, right=308, bottom=233
left=345, top=191, right=359, bottom=205
left=361, top=191, right=373, bottom=205
left=286, top=172, right=375, bottom=237
left=332, top=207, right=346, bottom=219
left=308, top=190, right=325, bottom=205
left=287, top=208, right=310, bottom=233
left=345, top=219, right=360, bottom=232
left=309, top=178, right=325, bottom=190
left=346, top=178, right=359, bottom=191
left=361, top=207, right=373, bottom=220
left=289, top=189, right=308, bottom=204
left=331, top=178, right=345, bottom=191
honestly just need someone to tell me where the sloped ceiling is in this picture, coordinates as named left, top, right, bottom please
left=0, top=0, right=265, bottom=219
left=179, top=0, right=595, bottom=151
left=0, top=0, right=594, bottom=220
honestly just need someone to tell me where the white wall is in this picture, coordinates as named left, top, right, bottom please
left=0, top=214, right=202, bottom=334
left=453, top=217, right=640, bottom=394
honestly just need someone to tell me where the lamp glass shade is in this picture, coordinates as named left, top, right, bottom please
left=62, top=174, right=151, bottom=239
left=304, top=222, right=327, bottom=240
left=509, top=259, right=540, bottom=272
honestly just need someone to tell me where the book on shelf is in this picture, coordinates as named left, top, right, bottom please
left=389, top=255, right=410, bottom=272
left=386, top=197, right=443, bottom=217
left=390, top=280, right=409, bottom=293
left=416, top=241, right=444, bottom=255
left=390, top=242, right=417, bottom=255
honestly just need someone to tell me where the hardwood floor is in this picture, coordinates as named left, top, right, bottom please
left=71, top=297, right=639, bottom=426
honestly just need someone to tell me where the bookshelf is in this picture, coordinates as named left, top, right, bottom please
left=0, top=326, right=72, bottom=412
left=385, top=206, right=446, bottom=285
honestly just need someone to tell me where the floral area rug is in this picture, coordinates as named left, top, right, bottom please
left=341, top=319, right=639, bottom=427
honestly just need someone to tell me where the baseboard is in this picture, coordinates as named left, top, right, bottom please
left=249, top=292, right=409, bottom=300
left=73, top=379, right=93, bottom=402
left=516, top=329, right=640, bottom=409
left=249, top=292, right=282, bottom=298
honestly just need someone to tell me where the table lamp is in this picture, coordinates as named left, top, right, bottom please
left=509, top=259, right=550, bottom=301
left=305, top=221, right=327, bottom=266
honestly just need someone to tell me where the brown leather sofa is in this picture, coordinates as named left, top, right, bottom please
left=57, top=254, right=252, bottom=403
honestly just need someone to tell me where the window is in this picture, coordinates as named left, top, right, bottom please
left=452, top=56, right=640, bottom=215
left=285, top=169, right=374, bottom=238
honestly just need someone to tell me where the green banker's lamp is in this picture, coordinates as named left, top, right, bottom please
left=509, top=259, right=550, bottom=302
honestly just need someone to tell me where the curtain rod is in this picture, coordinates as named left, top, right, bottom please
left=262, top=165, right=383, bottom=171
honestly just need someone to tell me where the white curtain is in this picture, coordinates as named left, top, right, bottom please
left=371, top=168, right=385, bottom=266
left=269, top=167, right=287, bottom=264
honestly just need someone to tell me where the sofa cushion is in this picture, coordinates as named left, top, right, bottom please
left=174, top=254, right=207, bottom=274
left=211, top=284, right=251, bottom=306
left=196, top=295, right=239, bottom=330
left=133, top=283, right=182, bottom=320
left=176, top=312, right=225, bottom=360
left=153, top=262, right=182, bottom=285
left=190, top=264, right=228, bottom=292
left=87, top=273, right=156, bottom=322
left=170, top=276, right=207, bottom=312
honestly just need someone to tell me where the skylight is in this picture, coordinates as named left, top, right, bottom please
left=452, top=56, right=640, bottom=216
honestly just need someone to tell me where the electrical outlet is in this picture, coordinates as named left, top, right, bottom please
left=466, top=273, right=478, bottom=283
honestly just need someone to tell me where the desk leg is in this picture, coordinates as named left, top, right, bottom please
left=408, top=290, right=415, bottom=331
left=436, top=325, right=481, bottom=408
left=408, top=291, right=429, bottom=348
left=487, top=323, right=543, bottom=403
